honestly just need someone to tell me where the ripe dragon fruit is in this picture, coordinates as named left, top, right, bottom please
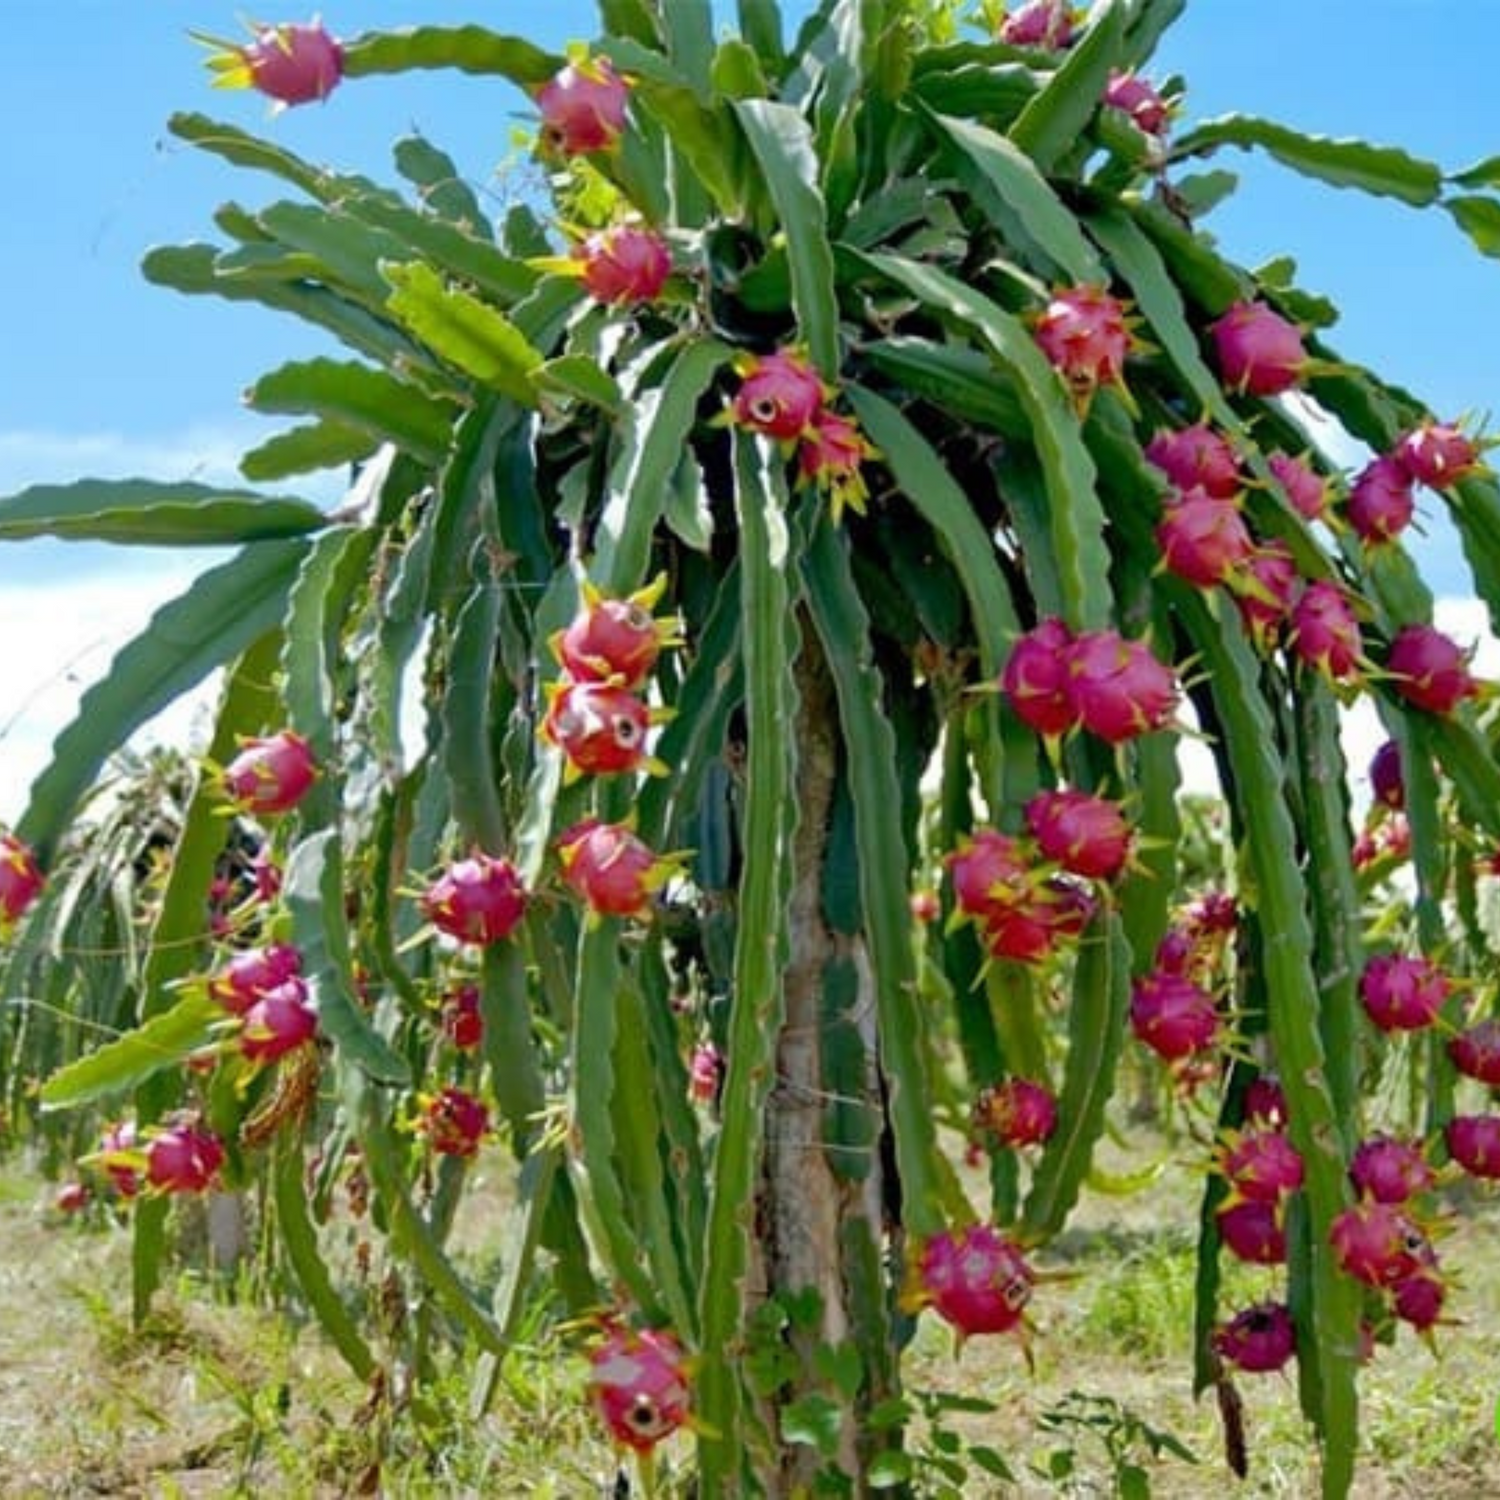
left=1130, top=970, right=1221, bottom=1061
left=998, top=0, right=1076, bottom=48
left=1243, top=1074, right=1288, bottom=1130
left=1359, top=952, right=1450, bottom=1033
left=1155, top=487, right=1257, bottom=590
left=200, top=19, right=344, bottom=106
left=420, top=853, right=527, bottom=945
left=1445, top=1114, right=1500, bottom=1179
left=221, top=729, right=317, bottom=816
left=1023, top=788, right=1133, bottom=881
left=1065, top=629, right=1180, bottom=743
left=535, top=56, right=630, bottom=155
left=239, top=977, right=319, bottom=1064
left=1386, top=624, right=1479, bottom=715
left=145, top=1122, right=226, bottom=1194
left=946, top=828, right=1034, bottom=926
left=973, top=1078, right=1059, bottom=1148
left=1212, top=1302, right=1296, bottom=1373
left=1448, top=1018, right=1500, bottom=1086
left=542, top=678, right=661, bottom=779
left=1210, top=300, right=1308, bottom=397
left=797, top=408, right=876, bottom=521
left=1329, top=1201, right=1432, bottom=1287
left=440, top=984, right=484, bottom=1052
left=907, top=1224, right=1035, bottom=1341
left=1234, top=540, right=1302, bottom=649
left=1393, top=418, right=1483, bottom=490
left=588, top=1324, right=691, bottom=1453
left=1288, top=580, right=1362, bottom=682
left=208, top=942, right=304, bottom=1015
left=1101, top=70, right=1171, bottom=136
left=1349, top=1135, right=1434, bottom=1204
left=1144, top=423, right=1241, bottom=498
left=1391, top=1266, right=1447, bottom=1331
left=1368, top=739, right=1405, bottom=810
left=419, top=1087, right=490, bottom=1158
left=552, top=575, right=678, bottom=691
left=1033, top=284, right=1134, bottom=403
left=1267, top=449, right=1331, bottom=521
left=1216, top=1198, right=1286, bottom=1265
left=1000, top=617, right=1078, bottom=736
left=730, top=349, right=827, bottom=440
left=556, top=818, right=682, bottom=920
left=0, top=830, right=44, bottom=925
left=1346, top=455, right=1416, bottom=545
left=576, top=225, right=672, bottom=305
left=97, top=1120, right=142, bottom=1198
left=1217, top=1127, right=1304, bottom=1203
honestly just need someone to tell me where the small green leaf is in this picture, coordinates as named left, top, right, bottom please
left=1446, top=194, right=1500, bottom=260
left=1172, top=113, right=1443, bottom=206
left=869, top=1451, right=915, bottom=1487
left=40, top=994, right=223, bottom=1109
left=384, top=261, right=542, bottom=403
left=782, top=1393, right=844, bottom=1457
left=535, top=354, right=623, bottom=413
left=240, top=420, right=378, bottom=482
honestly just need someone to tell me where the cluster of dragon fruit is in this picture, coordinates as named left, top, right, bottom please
left=6, top=0, right=1500, bottom=1465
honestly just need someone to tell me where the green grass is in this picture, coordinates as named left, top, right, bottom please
left=1, top=1153, right=1498, bottom=1497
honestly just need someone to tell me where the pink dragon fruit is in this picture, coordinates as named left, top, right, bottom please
left=1329, top=1201, right=1432, bottom=1287
left=536, top=57, right=630, bottom=155
left=239, top=977, right=319, bottom=1064
left=946, top=828, right=1033, bottom=925
left=1345, top=455, right=1416, bottom=545
left=1212, top=1302, right=1296, bottom=1373
left=797, top=408, right=875, bottom=521
left=1369, top=739, right=1405, bottom=810
left=420, top=1087, right=490, bottom=1158
left=1234, top=540, right=1302, bottom=649
left=1386, top=624, right=1479, bottom=715
left=208, top=942, right=304, bottom=1015
left=440, top=984, right=484, bottom=1051
left=1448, top=1018, right=1500, bottom=1086
left=1393, top=418, right=1482, bottom=490
left=1391, top=1267, right=1447, bottom=1331
left=1349, top=1135, right=1434, bottom=1205
left=98, top=1120, right=142, bottom=1198
left=1267, top=450, right=1331, bottom=521
left=974, top=1078, right=1059, bottom=1148
left=1218, top=1127, right=1304, bottom=1203
left=145, top=1123, right=226, bottom=1195
left=553, top=576, right=677, bottom=692
left=908, top=1224, right=1035, bottom=1340
left=556, top=818, right=681, bottom=920
left=1066, top=630, right=1180, bottom=743
left=1216, top=1199, right=1286, bottom=1264
left=576, top=225, right=672, bottom=305
left=420, top=853, right=527, bottom=945
left=542, top=678, right=660, bottom=779
left=730, top=349, right=827, bottom=440
left=588, top=1324, right=691, bottom=1453
left=1156, top=487, right=1257, bottom=589
left=1144, top=423, right=1241, bottom=498
left=1211, top=301, right=1308, bottom=397
left=54, top=1181, right=91, bottom=1214
left=1445, top=1114, right=1500, bottom=1179
left=1130, top=970, right=1220, bottom=1061
left=201, top=20, right=344, bottom=106
left=1023, top=788, right=1133, bottom=881
left=999, top=0, right=1076, bottom=47
left=221, top=729, right=317, bottom=816
left=1288, top=581, right=1362, bottom=681
left=1102, top=70, right=1171, bottom=136
left=1033, top=285, right=1134, bottom=402
left=1359, top=952, right=1449, bottom=1033
left=0, top=831, right=44, bottom=925
left=1244, top=1075, right=1288, bottom=1129
left=687, top=1042, right=723, bottom=1105
left=1000, top=617, right=1079, bottom=736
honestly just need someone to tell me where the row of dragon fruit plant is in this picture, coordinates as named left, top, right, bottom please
left=5, top=0, right=1500, bottom=1492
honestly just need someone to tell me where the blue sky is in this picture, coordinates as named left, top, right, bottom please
left=3, top=1, right=1500, bottom=816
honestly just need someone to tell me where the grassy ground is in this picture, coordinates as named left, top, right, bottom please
left=2, top=1146, right=1498, bottom=1498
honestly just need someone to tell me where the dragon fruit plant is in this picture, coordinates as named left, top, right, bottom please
left=8, top=3, right=1500, bottom=1496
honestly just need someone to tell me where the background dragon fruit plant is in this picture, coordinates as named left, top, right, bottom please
left=5, top=0, right=1500, bottom=1494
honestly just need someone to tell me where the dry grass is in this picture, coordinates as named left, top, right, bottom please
left=1, top=1149, right=1498, bottom=1498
